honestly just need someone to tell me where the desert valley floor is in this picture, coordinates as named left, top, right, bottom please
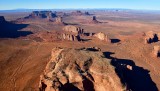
left=0, top=10, right=160, bottom=91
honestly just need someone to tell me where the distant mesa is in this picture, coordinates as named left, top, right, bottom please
left=144, top=31, right=159, bottom=44
left=18, top=11, right=56, bottom=20
left=24, top=11, right=57, bottom=19
left=70, top=10, right=91, bottom=16
left=55, top=11, right=67, bottom=17
left=84, top=16, right=105, bottom=24
left=94, top=32, right=110, bottom=43
left=84, top=11, right=90, bottom=15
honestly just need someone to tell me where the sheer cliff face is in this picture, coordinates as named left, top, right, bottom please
left=39, top=48, right=124, bottom=91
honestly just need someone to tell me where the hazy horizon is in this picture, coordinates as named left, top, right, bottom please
left=1, top=0, right=160, bottom=10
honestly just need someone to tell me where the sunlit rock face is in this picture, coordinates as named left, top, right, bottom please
left=94, top=32, right=110, bottom=42
left=24, top=11, right=57, bottom=19
left=39, top=47, right=124, bottom=91
left=144, top=31, right=158, bottom=44
left=63, top=25, right=84, bottom=35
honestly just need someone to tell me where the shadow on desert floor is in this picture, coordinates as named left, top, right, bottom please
left=103, top=52, right=158, bottom=91
left=0, top=22, right=32, bottom=38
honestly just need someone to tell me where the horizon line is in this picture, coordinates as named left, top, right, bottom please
left=0, top=8, right=160, bottom=11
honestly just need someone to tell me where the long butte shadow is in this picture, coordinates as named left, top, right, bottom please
left=103, top=52, right=158, bottom=91
left=111, top=39, right=121, bottom=43
left=0, top=21, right=32, bottom=38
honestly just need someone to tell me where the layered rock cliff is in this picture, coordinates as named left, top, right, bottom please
left=39, top=48, right=125, bottom=91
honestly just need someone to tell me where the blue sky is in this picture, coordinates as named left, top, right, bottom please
left=0, top=0, right=160, bottom=10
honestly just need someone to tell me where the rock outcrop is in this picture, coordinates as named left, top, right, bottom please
left=63, top=25, right=84, bottom=35
left=54, top=17, right=65, bottom=25
left=94, top=32, right=110, bottom=42
left=24, top=11, right=57, bottom=19
left=157, top=32, right=160, bottom=41
left=144, top=31, right=158, bottom=44
left=0, top=16, right=6, bottom=24
left=152, top=46, right=160, bottom=57
left=91, top=16, right=100, bottom=23
left=81, top=47, right=101, bottom=51
left=61, top=33, right=81, bottom=41
left=39, top=48, right=124, bottom=91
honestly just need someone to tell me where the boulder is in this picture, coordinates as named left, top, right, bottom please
left=39, top=47, right=125, bottom=91
left=94, top=32, right=110, bottom=42
left=126, top=65, right=132, bottom=70
left=63, top=25, right=84, bottom=35
left=81, top=47, right=101, bottom=51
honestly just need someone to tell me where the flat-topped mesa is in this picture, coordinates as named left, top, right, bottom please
left=152, top=46, right=160, bottom=57
left=54, top=17, right=65, bottom=25
left=55, top=12, right=67, bottom=17
left=63, top=25, right=84, bottom=35
left=94, top=32, right=110, bottom=42
left=70, top=10, right=90, bottom=16
left=39, top=48, right=124, bottom=91
left=71, top=10, right=83, bottom=16
left=0, top=16, right=6, bottom=24
left=25, top=11, right=57, bottom=19
left=62, top=33, right=81, bottom=41
left=144, top=31, right=158, bottom=44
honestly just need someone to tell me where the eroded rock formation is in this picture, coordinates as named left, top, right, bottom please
left=70, top=10, right=90, bottom=16
left=63, top=25, right=84, bottom=35
left=94, top=32, right=110, bottom=42
left=70, top=10, right=82, bottom=16
left=144, top=31, right=158, bottom=44
left=86, top=16, right=101, bottom=24
left=54, top=17, right=65, bottom=25
left=39, top=47, right=124, bottom=91
left=152, top=46, right=160, bottom=57
left=24, top=11, right=57, bottom=19
left=61, top=33, right=81, bottom=41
